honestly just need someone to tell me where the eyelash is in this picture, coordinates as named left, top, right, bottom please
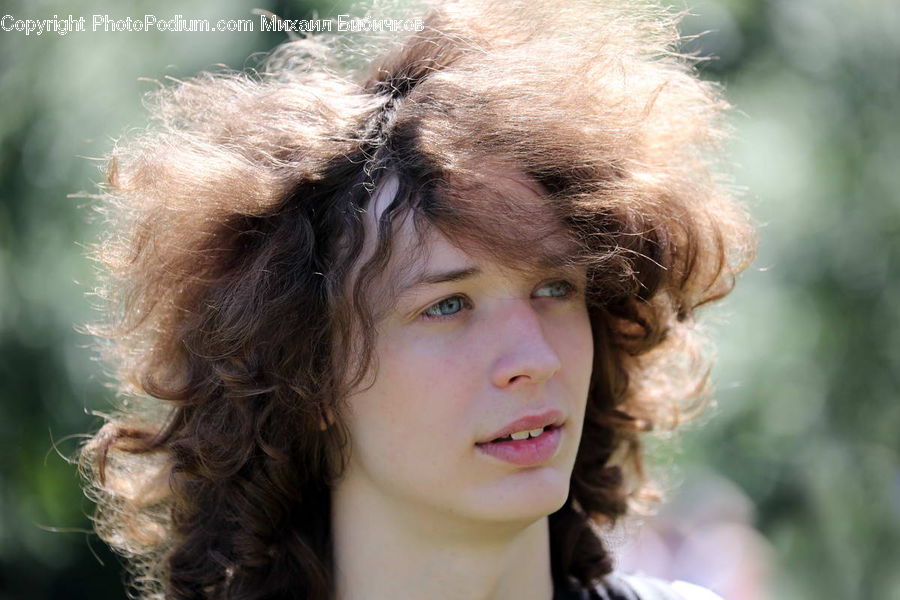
left=419, top=280, right=580, bottom=322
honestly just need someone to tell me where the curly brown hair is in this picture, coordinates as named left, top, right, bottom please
left=76, top=1, right=756, bottom=598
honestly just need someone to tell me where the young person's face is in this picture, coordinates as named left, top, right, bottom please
left=337, top=178, right=594, bottom=525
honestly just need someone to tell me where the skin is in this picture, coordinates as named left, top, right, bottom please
left=329, top=174, right=595, bottom=600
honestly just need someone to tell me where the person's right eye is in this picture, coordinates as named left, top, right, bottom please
left=420, top=295, right=471, bottom=321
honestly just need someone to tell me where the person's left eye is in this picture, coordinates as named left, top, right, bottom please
left=533, top=279, right=576, bottom=299
left=418, top=279, right=578, bottom=322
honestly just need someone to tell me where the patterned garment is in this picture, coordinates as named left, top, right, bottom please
left=554, top=572, right=725, bottom=600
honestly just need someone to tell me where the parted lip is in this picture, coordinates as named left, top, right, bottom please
left=476, top=409, right=565, bottom=444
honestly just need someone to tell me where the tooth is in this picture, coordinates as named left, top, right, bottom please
left=507, top=427, right=546, bottom=441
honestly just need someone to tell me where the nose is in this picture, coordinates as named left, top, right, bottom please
left=488, top=299, right=563, bottom=389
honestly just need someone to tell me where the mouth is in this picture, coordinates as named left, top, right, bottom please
left=476, top=409, right=565, bottom=445
left=477, top=423, right=562, bottom=445
left=475, top=424, right=564, bottom=466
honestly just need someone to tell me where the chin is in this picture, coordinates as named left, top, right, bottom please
left=468, top=468, right=572, bottom=522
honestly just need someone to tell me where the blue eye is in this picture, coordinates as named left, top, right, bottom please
left=421, top=295, right=467, bottom=320
left=419, top=280, right=578, bottom=322
left=534, top=280, right=575, bottom=298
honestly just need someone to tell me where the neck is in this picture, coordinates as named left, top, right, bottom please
left=330, top=476, right=555, bottom=600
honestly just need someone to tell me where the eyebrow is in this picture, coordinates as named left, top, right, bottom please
left=396, top=257, right=584, bottom=300
left=398, top=266, right=482, bottom=297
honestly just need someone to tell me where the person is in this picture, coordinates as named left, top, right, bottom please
left=76, top=1, right=756, bottom=599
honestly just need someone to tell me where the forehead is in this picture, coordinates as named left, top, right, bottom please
left=353, top=167, right=583, bottom=310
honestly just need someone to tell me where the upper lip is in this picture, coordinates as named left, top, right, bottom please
left=477, top=409, right=565, bottom=444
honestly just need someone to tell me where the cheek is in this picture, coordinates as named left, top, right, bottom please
left=356, top=332, right=477, bottom=464
left=578, top=317, right=595, bottom=374
left=554, top=306, right=594, bottom=356
left=557, top=308, right=595, bottom=391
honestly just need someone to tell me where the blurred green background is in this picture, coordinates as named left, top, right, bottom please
left=1, top=0, right=897, bottom=598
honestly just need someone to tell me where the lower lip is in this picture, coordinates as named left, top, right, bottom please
left=476, top=426, right=563, bottom=466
